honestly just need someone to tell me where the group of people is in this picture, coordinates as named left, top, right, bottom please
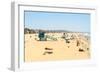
left=62, top=33, right=89, bottom=52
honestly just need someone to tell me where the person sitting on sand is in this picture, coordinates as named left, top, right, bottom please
left=62, top=33, right=70, bottom=43
left=62, top=33, right=66, bottom=39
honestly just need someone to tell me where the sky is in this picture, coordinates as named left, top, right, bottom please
left=24, top=11, right=90, bottom=32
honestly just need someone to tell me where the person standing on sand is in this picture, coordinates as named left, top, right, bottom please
left=76, top=40, right=80, bottom=46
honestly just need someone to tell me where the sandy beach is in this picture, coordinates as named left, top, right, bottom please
left=24, top=32, right=90, bottom=62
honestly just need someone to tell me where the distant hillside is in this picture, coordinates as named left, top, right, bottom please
left=24, top=28, right=89, bottom=34
left=24, top=28, right=36, bottom=34
left=24, top=28, right=71, bottom=34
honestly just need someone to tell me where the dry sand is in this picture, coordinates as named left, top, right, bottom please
left=24, top=33, right=90, bottom=62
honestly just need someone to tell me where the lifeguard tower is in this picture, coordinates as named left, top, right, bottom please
left=38, top=31, right=47, bottom=41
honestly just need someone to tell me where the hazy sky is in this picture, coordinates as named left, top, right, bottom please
left=24, top=11, right=90, bottom=32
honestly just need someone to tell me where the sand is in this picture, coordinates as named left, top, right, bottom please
left=24, top=32, right=90, bottom=62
